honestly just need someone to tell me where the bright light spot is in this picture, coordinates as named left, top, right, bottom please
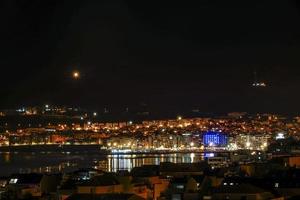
left=73, top=71, right=80, bottom=79
left=252, top=82, right=267, bottom=87
left=9, top=179, right=18, bottom=184
left=190, top=142, right=195, bottom=147
left=177, top=116, right=182, bottom=120
left=263, top=142, right=268, bottom=147
left=276, top=133, right=285, bottom=140
left=93, top=112, right=97, bottom=116
left=246, top=142, right=251, bottom=147
left=204, top=153, right=215, bottom=158
left=190, top=153, right=195, bottom=162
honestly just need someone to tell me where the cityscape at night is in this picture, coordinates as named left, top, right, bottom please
left=1, top=106, right=300, bottom=199
left=2, top=0, right=300, bottom=200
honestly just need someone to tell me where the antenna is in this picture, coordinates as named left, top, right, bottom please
left=252, top=68, right=267, bottom=87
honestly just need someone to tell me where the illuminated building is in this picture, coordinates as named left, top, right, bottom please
left=203, top=131, right=228, bottom=147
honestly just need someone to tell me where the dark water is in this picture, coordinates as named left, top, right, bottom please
left=0, top=151, right=206, bottom=176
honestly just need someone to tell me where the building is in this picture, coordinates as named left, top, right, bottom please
left=203, top=131, right=228, bottom=147
left=77, top=174, right=123, bottom=194
left=7, top=173, right=43, bottom=199
left=212, top=183, right=274, bottom=200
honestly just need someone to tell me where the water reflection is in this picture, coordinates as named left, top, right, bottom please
left=104, top=153, right=204, bottom=172
left=0, top=152, right=209, bottom=176
left=3, top=152, right=11, bottom=163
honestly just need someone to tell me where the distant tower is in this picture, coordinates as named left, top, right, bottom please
left=252, top=69, right=267, bottom=87
left=104, top=107, right=109, bottom=114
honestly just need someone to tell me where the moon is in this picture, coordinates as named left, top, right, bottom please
left=73, top=71, right=80, bottom=79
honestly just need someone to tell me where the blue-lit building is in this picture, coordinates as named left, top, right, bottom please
left=203, top=131, right=228, bottom=147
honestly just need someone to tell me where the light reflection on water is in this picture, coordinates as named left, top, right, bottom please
left=0, top=152, right=208, bottom=176
left=105, top=153, right=204, bottom=172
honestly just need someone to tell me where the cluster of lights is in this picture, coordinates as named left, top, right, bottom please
left=252, top=82, right=267, bottom=87
left=275, top=133, right=285, bottom=140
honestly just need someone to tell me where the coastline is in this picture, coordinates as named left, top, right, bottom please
left=0, top=144, right=229, bottom=155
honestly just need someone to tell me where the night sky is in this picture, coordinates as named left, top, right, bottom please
left=1, top=1, right=300, bottom=115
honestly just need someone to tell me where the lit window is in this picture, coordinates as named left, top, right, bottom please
left=176, top=185, right=184, bottom=189
left=9, top=179, right=18, bottom=184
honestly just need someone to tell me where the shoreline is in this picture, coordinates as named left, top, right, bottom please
left=0, top=144, right=230, bottom=154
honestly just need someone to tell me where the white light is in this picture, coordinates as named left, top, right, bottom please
left=263, top=142, right=268, bottom=147
left=9, top=179, right=18, bottom=184
left=276, top=133, right=285, bottom=140
left=112, top=149, right=132, bottom=153
left=246, top=142, right=251, bottom=147
left=190, top=153, right=195, bottom=162
left=93, top=112, right=97, bottom=116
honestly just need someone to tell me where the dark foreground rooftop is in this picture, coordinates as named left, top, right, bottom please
left=66, top=193, right=145, bottom=200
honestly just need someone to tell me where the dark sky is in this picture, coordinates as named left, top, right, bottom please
left=1, top=1, right=300, bottom=115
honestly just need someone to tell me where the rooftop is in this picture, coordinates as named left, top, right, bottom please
left=66, top=193, right=145, bottom=200
left=79, top=174, right=120, bottom=186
